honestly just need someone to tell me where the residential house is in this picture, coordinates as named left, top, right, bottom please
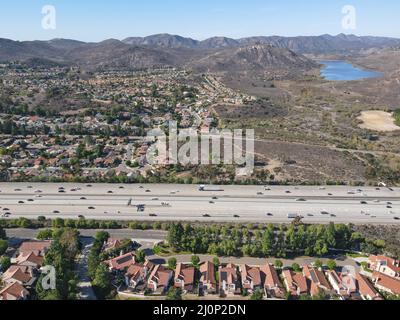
left=107, top=252, right=136, bottom=272
left=15, top=252, right=44, bottom=268
left=303, top=265, right=331, bottom=297
left=125, top=261, right=154, bottom=291
left=199, top=261, right=217, bottom=295
left=147, top=265, right=173, bottom=294
left=218, top=264, right=241, bottom=296
left=260, top=263, right=285, bottom=299
left=104, top=238, right=122, bottom=251
left=369, top=255, right=400, bottom=279
left=0, top=282, right=30, bottom=301
left=356, top=273, right=383, bottom=300
left=174, top=263, right=196, bottom=293
left=1, top=265, right=36, bottom=287
left=239, top=265, right=262, bottom=294
left=372, top=271, right=400, bottom=295
left=18, top=240, right=51, bottom=257
left=327, top=271, right=359, bottom=300
left=282, top=269, right=308, bottom=297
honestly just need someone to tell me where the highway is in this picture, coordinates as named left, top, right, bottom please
left=0, top=183, right=399, bottom=224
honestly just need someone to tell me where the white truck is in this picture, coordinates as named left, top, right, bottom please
left=198, top=185, right=224, bottom=192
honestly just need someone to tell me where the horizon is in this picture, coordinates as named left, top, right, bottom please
left=1, top=0, right=400, bottom=42
left=2, top=32, right=400, bottom=43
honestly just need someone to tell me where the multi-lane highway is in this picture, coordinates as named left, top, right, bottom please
left=0, top=183, right=399, bottom=224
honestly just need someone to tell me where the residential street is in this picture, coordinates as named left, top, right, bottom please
left=76, top=237, right=97, bottom=300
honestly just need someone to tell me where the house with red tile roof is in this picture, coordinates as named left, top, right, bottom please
left=218, top=264, right=241, bottom=296
left=147, top=265, right=173, bottom=294
left=260, top=263, right=285, bottom=299
left=239, top=265, right=262, bottom=294
left=326, top=271, right=359, bottom=300
left=303, top=265, right=331, bottom=297
left=369, top=255, right=400, bottom=279
left=372, top=271, right=400, bottom=295
left=125, top=261, right=154, bottom=290
left=19, top=240, right=51, bottom=257
left=107, top=252, right=136, bottom=271
left=174, top=263, right=196, bottom=293
left=104, top=238, right=123, bottom=251
left=15, top=251, right=44, bottom=268
left=1, top=265, right=36, bottom=287
left=356, top=273, right=383, bottom=300
left=282, top=269, right=308, bottom=297
left=199, top=261, right=217, bottom=295
left=0, top=282, right=29, bottom=301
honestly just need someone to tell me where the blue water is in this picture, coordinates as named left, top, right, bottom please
left=319, top=60, right=383, bottom=81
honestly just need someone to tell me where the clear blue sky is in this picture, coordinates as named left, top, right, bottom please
left=1, top=0, right=399, bottom=41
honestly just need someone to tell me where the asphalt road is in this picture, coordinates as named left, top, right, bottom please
left=0, top=183, right=399, bottom=224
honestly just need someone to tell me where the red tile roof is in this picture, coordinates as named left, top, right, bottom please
left=107, top=252, right=136, bottom=271
left=372, top=271, right=400, bottom=295
left=356, top=273, right=382, bottom=300
left=0, top=282, right=29, bottom=300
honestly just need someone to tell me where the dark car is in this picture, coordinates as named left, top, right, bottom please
left=203, top=214, right=211, bottom=218
left=233, top=215, right=240, bottom=218
left=18, top=201, right=25, bottom=204
left=53, top=210, right=60, bottom=214
left=80, top=197, right=87, bottom=200
left=107, top=191, right=113, bottom=194
left=88, top=207, right=95, bottom=210
left=78, top=215, right=85, bottom=219
left=149, top=214, right=158, bottom=217
left=266, top=213, right=274, bottom=216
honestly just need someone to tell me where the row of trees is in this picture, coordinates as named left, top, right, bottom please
left=87, top=231, right=113, bottom=299
left=0, top=227, right=9, bottom=270
left=167, top=223, right=377, bottom=258
left=35, top=228, right=80, bottom=300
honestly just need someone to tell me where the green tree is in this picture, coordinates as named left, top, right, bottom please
left=37, top=229, right=54, bottom=240
left=168, top=257, right=177, bottom=270
left=191, top=255, right=200, bottom=268
left=92, top=264, right=112, bottom=300
left=0, top=239, right=8, bottom=255
left=327, top=260, right=337, bottom=271
left=136, top=249, right=146, bottom=264
left=0, top=256, right=11, bottom=271
left=167, top=223, right=184, bottom=251
left=275, top=260, right=283, bottom=269
left=291, top=263, right=301, bottom=272
left=166, top=287, right=182, bottom=300
left=250, top=289, right=264, bottom=300
left=314, top=259, right=323, bottom=269
left=0, top=227, right=6, bottom=239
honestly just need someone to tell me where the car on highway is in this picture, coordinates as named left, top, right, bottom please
left=394, top=217, right=400, bottom=221
left=212, top=196, right=218, bottom=200
left=149, top=214, right=158, bottom=217
left=387, top=202, right=393, bottom=205
left=58, top=190, right=65, bottom=193
left=321, top=211, right=329, bottom=215
left=360, top=201, right=368, bottom=205
left=88, top=207, right=95, bottom=210
left=119, top=186, right=125, bottom=189
left=27, top=186, right=33, bottom=189
left=35, top=190, right=42, bottom=193
left=387, top=206, right=393, bottom=209
left=86, top=184, right=92, bottom=187
left=285, top=191, right=291, bottom=194
left=296, top=198, right=306, bottom=202
left=328, top=193, right=333, bottom=196
left=264, top=187, right=271, bottom=191
left=3, top=212, right=11, bottom=217
left=80, top=197, right=87, bottom=200
left=209, top=201, right=215, bottom=204
left=233, top=215, right=240, bottom=218
left=53, top=210, right=60, bottom=214
left=330, top=214, right=337, bottom=217
left=307, top=214, right=314, bottom=217
left=107, top=191, right=113, bottom=194
left=18, top=201, right=24, bottom=204
left=203, top=214, right=211, bottom=218
left=287, top=213, right=298, bottom=219
left=257, top=192, right=263, bottom=195
left=78, top=215, right=85, bottom=219
left=152, top=198, right=159, bottom=201
left=3, top=208, right=10, bottom=211
left=27, top=199, right=34, bottom=202
left=266, top=213, right=274, bottom=216
left=14, top=189, right=22, bottom=192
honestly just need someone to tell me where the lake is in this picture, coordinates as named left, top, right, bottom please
left=318, top=60, right=383, bottom=81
